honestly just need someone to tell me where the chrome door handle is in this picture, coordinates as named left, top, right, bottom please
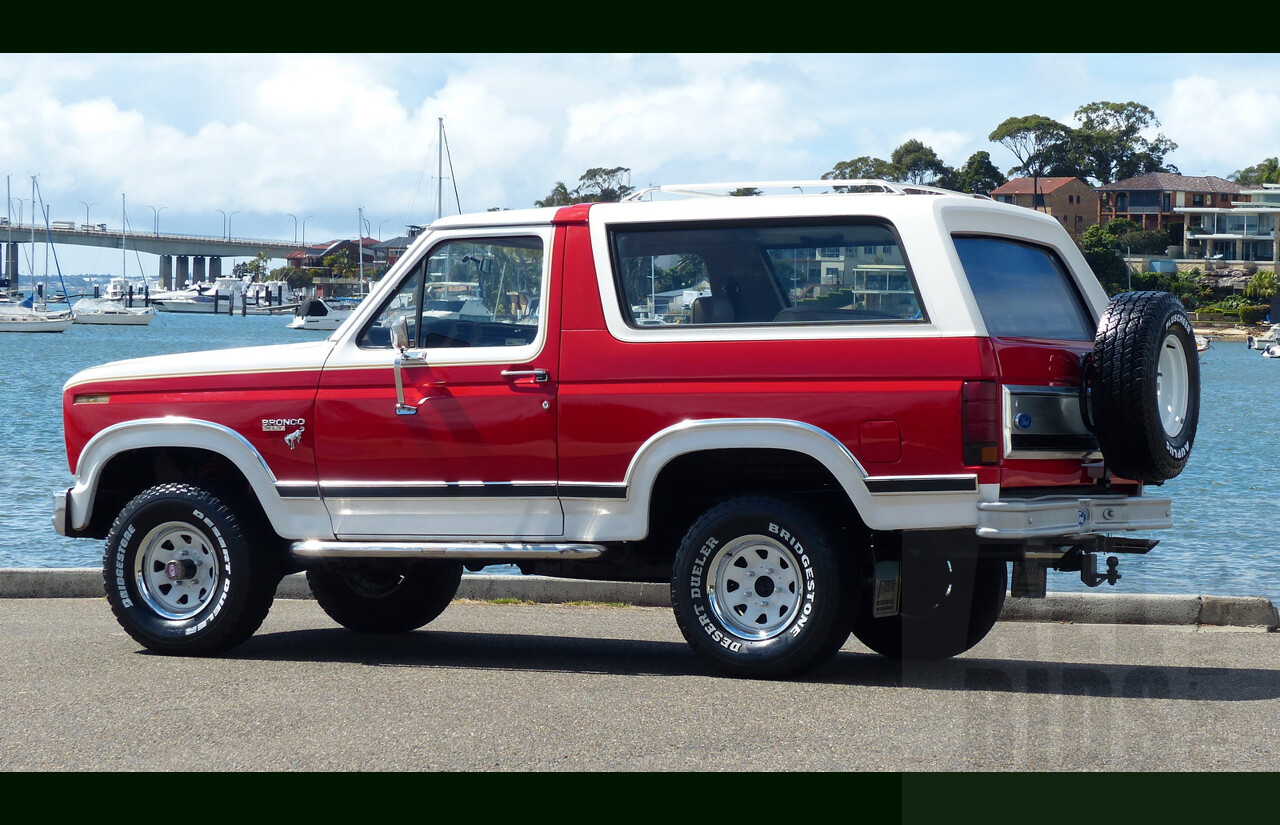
left=501, top=369, right=550, bottom=383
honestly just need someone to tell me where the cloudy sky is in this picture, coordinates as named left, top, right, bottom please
left=2, top=52, right=1277, bottom=278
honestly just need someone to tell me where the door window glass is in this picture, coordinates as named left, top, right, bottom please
left=359, top=236, right=545, bottom=349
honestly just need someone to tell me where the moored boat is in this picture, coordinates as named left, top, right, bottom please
left=71, top=298, right=155, bottom=326
left=0, top=304, right=73, bottom=332
left=286, top=297, right=358, bottom=331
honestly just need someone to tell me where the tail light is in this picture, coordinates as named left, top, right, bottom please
left=962, top=380, right=1000, bottom=466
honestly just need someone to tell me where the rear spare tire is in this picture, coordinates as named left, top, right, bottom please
left=1088, top=290, right=1199, bottom=483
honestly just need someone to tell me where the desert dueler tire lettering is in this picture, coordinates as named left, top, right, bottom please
left=1088, top=290, right=1200, bottom=483
left=101, top=483, right=280, bottom=655
left=670, top=495, right=855, bottom=679
left=306, top=560, right=463, bottom=633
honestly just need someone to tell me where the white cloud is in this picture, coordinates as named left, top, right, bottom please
left=1162, top=75, right=1280, bottom=175
left=10, top=53, right=1280, bottom=276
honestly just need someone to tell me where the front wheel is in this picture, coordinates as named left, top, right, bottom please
left=670, top=496, right=855, bottom=679
left=306, top=560, right=463, bottom=633
left=102, top=483, right=280, bottom=655
left=851, top=554, right=1007, bottom=660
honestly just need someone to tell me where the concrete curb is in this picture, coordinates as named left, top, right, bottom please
left=3, top=567, right=1277, bottom=630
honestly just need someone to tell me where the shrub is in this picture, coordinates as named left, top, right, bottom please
left=1240, top=304, right=1272, bottom=324
left=1245, top=270, right=1277, bottom=302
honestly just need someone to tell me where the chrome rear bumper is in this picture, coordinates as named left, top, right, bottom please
left=976, top=494, right=1172, bottom=540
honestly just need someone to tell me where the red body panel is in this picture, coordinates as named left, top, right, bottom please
left=63, top=367, right=321, bottom=481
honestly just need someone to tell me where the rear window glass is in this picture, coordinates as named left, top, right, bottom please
left=610, top=221, right=924, bottom=327
left=953, top=236, right=1094, bottom=340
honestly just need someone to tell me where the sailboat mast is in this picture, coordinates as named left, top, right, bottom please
left=30, top=176, right=36, bottom=304
left=437, top=117, right=443, bottom=221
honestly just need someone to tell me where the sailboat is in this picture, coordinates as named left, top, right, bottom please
left=0, top=293, right=73, bottom=332
left=0, top=177, right=74, bottom=332
left=74, top=194, right=154, bottom=325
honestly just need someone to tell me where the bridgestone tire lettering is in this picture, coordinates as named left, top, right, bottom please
left=101, top=483, right=280, bottom=655
left=670, top=495, right=854, bottom=679
left=1088, top=290, right=1200, bottom=483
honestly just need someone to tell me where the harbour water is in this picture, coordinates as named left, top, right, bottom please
left=1, top=314, right=1276, bottom=604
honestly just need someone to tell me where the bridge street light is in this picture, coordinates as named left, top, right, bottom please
left=79, top=201, right=97, bottom=227
left=146, top=205, right=165, bottom=235
left=216, top=209, right=227, bottom=239
left=302, top=215, right=313, bottom=248
left=287, top=213, right=298, bottom=245
left=228, top=211, right=239, bottom=241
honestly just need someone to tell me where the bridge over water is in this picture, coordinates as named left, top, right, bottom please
left=1, top=222, right=299, bottom=289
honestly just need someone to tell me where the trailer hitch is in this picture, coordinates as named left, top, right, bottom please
left=1079, top=552, right=1121, bottom=587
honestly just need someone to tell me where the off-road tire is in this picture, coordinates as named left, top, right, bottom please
left=670, top=495, right=855, bottom=679
left=1088, top=290, right=1199, bottom=483
left=851, top=555, right=1007, bottom=660
left=306, top=560, right=463, bottom=633
left=102, top=483, right=280, bottom=655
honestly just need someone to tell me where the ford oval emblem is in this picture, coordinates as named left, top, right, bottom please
left=1077, top=509, right=1088, bottom=527
left=1015, top=413, right=1033, bottom=430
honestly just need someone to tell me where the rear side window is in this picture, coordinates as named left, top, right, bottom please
left=953, top=236, right=1095, bottom=341
left=610, top=221, right=924, bottom=327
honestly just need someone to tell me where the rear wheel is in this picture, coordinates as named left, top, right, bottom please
left=306, top=560, right=462, bottom=633
left=102, top=483, right=280, bottom=655
left=851, top=554, right=1006, bottom=660
left=670, top=496, right=855, bottom=679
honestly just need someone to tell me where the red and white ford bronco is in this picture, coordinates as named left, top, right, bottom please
left=54, top=181, right=1199, bottom=678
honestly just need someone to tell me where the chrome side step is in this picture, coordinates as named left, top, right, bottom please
left=290, top=540, right=605, bottom=561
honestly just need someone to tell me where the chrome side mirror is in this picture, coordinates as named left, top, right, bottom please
left=391, top=316, right=419, bottom=415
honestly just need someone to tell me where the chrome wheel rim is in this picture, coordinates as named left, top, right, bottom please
left=707, top=534, right=803, bottom=640
left=132, top=520, right=221, bottom=619
left=1156, top=332, right=1190, bottom=438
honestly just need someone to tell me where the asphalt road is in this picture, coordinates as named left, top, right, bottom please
left=3, top=596, right=1278, bottom=771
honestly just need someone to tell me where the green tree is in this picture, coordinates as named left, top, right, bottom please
left=890, top=139, right=948, bottom=185
left=989, top=115, right=1068, bottom=178
left=1245, top=270, right=1278, bottom=302
left=535, top=167, right=634, bottom=206
left=1230, top=157, right=1280, bottom=185
left=534, top=181, right=575, bottom=207
left=989, top=115, right=1069, bottom=210
left=1070, top=101, right=1178, bottom=183
left=1102, top=218, right=1141, bottom=236
left=323, top=249, right=356, bottom=280
left=822, top=155, right=897, bottom=184
left=1080, top=223, right=1127, bottom=290
left=273, top=265, right=312, bottom=290
left=1114, top=228, right=1172, bottom=255
left=943, top=151, right=1007, bottom=195
left=728, top=187, right=763, bottom=196
left=576, top=166, right=634, bottom=202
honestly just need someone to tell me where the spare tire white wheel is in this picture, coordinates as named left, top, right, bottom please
left=1087, top=291, right=1200, bottom=484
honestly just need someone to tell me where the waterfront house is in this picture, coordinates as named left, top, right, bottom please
left=1176, top=182, right=1280, bottom=265
left=1097, top=173, right=1243, bottom=237
left=989, top=177, right=1100, bottom=238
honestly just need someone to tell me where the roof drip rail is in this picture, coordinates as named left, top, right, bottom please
left=622, top=180, right=972, bottom=202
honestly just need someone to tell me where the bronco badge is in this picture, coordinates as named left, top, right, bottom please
left=262, top=417, right=306, bottom=433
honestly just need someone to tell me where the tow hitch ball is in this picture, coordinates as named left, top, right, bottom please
left=1079, top=553, right=1121, bottom=587
left=1054, top=548, right=1122, bottom=587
